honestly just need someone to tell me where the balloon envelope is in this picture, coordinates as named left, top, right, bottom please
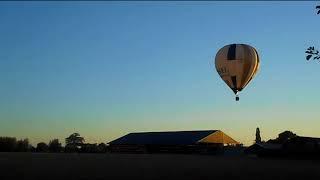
left=215, top=44, right=259, bottom=95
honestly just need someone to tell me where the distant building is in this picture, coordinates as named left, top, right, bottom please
left=244, top=143, right=282, bottom=157
left=283, top=136, right=320, bottom=155
left=108, top=130, right=239, bottom=154
left=245, top=135, right=320, bottom=158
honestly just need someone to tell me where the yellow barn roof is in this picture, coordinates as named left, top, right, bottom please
left=198, top=130, right=239, bottom=145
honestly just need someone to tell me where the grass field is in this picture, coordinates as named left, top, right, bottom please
left=0, top=152, right=320, bottom=180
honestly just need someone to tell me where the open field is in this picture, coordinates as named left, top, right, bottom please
left=0, top=152, right=320, bottom=180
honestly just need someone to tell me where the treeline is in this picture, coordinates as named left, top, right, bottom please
left=0, top=133, right=109, bottom=153
left=0, top=137, right=30, bottom=152
left=255, top=130, right=298, bottom=144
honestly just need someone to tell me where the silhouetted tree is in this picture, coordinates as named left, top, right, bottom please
left=97, top=143, right=108, bottom=153
left=65, top=133, right=84, bottom=152
left=36, top=142, right=49, bottom=152
left=65, top=144, right=78, bottom=153
left=16, top=138, right=30, bottom=152
left=30, top=145, right=36, bottom=152
left=277, top=131, right=296, bottom=143
left=0, top=137, right=17, bottom=152
left=305, top=6, right=320, bottom=60
left=48, top=139, right=62, bottom=152
left=255, top=127, right=262, bottom=143
left=65, top=133, right=84, bottom=146
left=305, top=47, right=320, bottom=61
left=80, top=143, right=99, bottom=153
left=267, top=130, right=297, bottom=144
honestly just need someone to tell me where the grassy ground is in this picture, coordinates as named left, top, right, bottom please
left=0, top=152, right=320, bottom=180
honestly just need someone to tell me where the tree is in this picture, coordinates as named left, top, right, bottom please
left=30, top=145, right=36, bottom=152
left=48, top=139, right=62, bottom=152
left=0, top=137, right=17, bottom=152
left=305, top=47, right=320, bottom=61
left=65, top=133, right=84, bottom=152
left=80, top=143, right=99, bottom=153
left=97, top=143, right=108, bottom=153
left=277, top=130, right=296, bottom=143
left=16, top=138, right=30, bottom=152
left=255, top=127, right=262, bottom=143
left=36, top=142, right=49, bottom=152
left=65, top=133, right=85, bottom=146
left=267, top=130, right=297, bottom=144
left=305, top=6, right=320, bottom=60
left=65, top=144, right=78, bottom=153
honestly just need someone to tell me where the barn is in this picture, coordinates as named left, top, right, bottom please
left=108, top=130, right=239, bottom=154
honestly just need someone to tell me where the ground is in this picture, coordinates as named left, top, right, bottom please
left=0, top=152, right=320, bottom=180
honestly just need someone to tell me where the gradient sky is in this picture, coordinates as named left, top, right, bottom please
left=1, top=2, right=320, bottom=146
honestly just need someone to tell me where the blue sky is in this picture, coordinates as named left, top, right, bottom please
left=1, top=2, right=320, bottom=145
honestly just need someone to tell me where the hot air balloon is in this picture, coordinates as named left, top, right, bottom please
left=215, top=44, right=260, bottom=101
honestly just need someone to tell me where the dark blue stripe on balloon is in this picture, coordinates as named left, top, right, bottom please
left=228, top=44, right=236, bottom=60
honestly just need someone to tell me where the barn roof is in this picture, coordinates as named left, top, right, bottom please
left=109, top=130, right=239, bottom=145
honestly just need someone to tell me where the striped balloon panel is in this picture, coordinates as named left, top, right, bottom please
left=242, top=48, right=260, bottom=89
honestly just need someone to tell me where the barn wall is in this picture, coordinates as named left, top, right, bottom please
left=109, top=144, right=224, bottom=154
